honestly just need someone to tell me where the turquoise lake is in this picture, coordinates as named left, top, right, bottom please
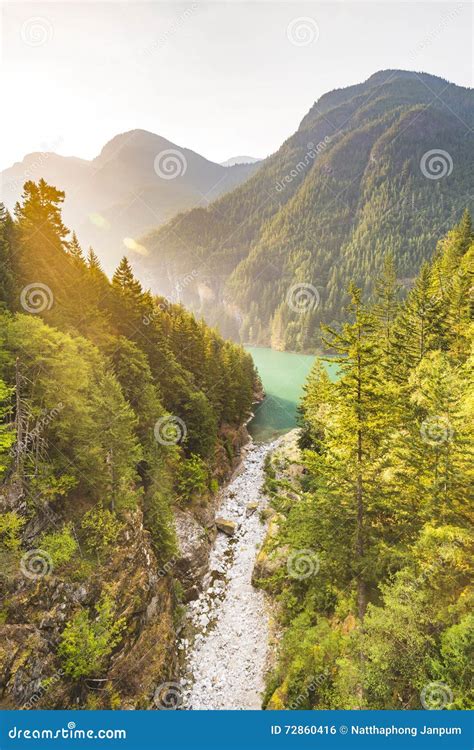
left=245, top=347, right=338, bottom=443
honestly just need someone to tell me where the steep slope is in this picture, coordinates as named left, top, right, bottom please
left=0, top=130, right=259, bottom=274
left=0, top=180, right=259, bottom=709
left=134, top=70, right=473, bottom=348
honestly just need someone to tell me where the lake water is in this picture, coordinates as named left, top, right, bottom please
left=245, top=347, right=338, bottom=443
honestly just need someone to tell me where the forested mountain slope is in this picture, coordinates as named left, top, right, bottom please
left=256, top=213, right=473, bottom=709
left=0, top=180, right=258, bottom=708
left=135, top=70, right=473, bottom=348
left=1, top=131, right=259, bottom=274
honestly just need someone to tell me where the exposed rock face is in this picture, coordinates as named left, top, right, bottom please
left=0, top=505, right=178, bottom=709
left=0, top=422, right=253, bottom=710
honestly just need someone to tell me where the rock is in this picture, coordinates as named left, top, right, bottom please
left=260, top=507, right=275, bottom=521
left=215, top=518, right=238, bottom=536
left=245, top=502, right=258, bottom=517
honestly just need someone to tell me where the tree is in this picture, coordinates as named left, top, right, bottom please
left=67, top=231, right=85, bottom=264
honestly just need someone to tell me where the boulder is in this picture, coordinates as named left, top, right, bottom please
left=215, top=518, right=238, bottom=536
left=245, top=502, right=258, bottom=517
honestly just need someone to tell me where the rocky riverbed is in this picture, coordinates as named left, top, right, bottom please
left=181, top=439, right=279, bottom=710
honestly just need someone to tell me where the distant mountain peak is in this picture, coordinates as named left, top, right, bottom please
left=221, top=156, right=262, bottom=167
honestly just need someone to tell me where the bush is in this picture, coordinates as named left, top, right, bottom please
left=58, top=591, right=126, bottom=679
left=40, top=524, right=77, bottom=567
left=81, top=505, right=122, bottom=558
left=0, top=512, right=25, bottom=550
left=176, top=454, right=208, bottom=504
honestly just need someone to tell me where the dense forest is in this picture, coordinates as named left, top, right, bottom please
left=0, top=179, right=258, bottom=708
left=257, top=213, right=473, bottom=709
left=136, top=71, right=473, bottom=350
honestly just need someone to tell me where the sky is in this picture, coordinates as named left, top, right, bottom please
left=0, top=1, right=472, bottom=171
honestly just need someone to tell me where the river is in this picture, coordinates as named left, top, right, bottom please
left=183, top=348, right=336, bottom=709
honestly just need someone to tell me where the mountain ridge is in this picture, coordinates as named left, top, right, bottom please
left=133, top=69, right=473, bottom=347
left=0, top=130, right=261, bottom=274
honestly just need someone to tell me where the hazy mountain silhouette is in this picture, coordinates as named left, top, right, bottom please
left=1, top=130, right=260, bottom=273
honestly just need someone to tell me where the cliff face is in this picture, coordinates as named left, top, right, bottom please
left=0, top=501, right=177, bottom=709
left=0, top=424, right=250, bottom=710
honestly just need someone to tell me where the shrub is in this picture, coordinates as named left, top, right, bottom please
left=81, top=505, right=122, bottom=557
left=40, top=524, right=77, bottom=567
left=176, top=454, right=208, bottom=504
left=0, top=512, right=25, bottom=550
left=58, top=591, right=126, bottom=679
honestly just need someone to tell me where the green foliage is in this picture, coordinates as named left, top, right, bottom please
left=0, top=511, right=25, bottom=550
left=0, top=377, right=14, bottom=476
left=136, top=72, right=473, bottom=350
left=263, top=215, right=473, bottom=709
left=58, top=591, right=126, bottom=679
left=176, top=454, right=208, bottom=504
left=40, top=524, right=78, bottom=567
left=81, top=506, right=122, bottom=557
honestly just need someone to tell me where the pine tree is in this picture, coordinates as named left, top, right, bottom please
left=372, top=253, right=400, bottom=365
left=112, top=257, right=143, bottom=300
left=87, top=247, right=103, bottom=272
left=0, top=204, right=15, bottom=308
left=67, top=231, right=85, bottom=264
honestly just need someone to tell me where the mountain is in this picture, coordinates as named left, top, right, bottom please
left=0, top=130, right=260, bottom=273
left=133, top=70, right=473, bottom=348
left=221, top=156, right=262, bottom=167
